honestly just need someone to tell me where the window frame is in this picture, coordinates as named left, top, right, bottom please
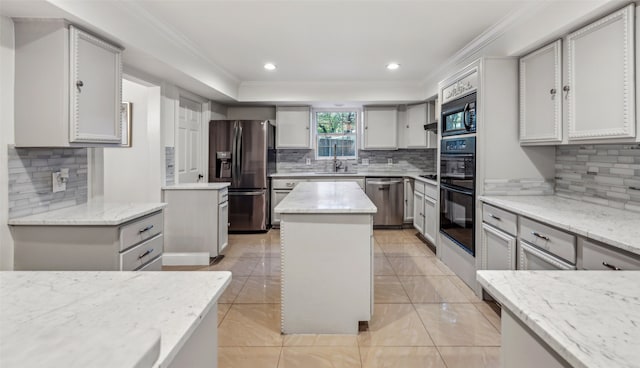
left=313, top=108, right=360, bottom=161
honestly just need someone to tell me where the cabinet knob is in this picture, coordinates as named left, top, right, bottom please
left=549, top=88, right=556, bottom=99
left=563, top=85, right=570, bottom=99
left=76, top=80, right=84, bottom=93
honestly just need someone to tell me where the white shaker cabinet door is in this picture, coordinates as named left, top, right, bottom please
left=481, top=223, right=516, bottom=270
left=423, top=195, right=437, bottom=245
left=519, top=40, right=563, bottom=144
left=404, top=179, right=414, bottom=222
left=276, top=106, right=312, bottom=148
left=566, top=4, right=635, bottom=141
left=406, top=103, right=427, bottom=148
left=413, top=192, right=424, bottom=234
left=69, top=26, right=122, bottom=143
left=363, top=107, right=398, bottom=150
left=218, top=201, right=229, bottom=255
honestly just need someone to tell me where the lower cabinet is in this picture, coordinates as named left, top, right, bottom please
left=481, top=223, right=516, bottom=270
left=271, top=189, right=291, bottom=227
left=404, top=178, right=414, bottom=223
left=518, top=241, right=575, bottom=270
left=579, top=238, right=640, bottom=270
left=13, top=210, right=165, bottom=271
left=423, top=195, right=437, bottom=244
left=218, top=200, right=229, bottom=254
left=413, top=191, right=425, bottom=234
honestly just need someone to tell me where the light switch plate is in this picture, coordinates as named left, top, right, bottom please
left=306, top=158, right=311, bottom=165
left=387, top=158, right=393, bottom=165
left=361, top=158, right=369, bottom=166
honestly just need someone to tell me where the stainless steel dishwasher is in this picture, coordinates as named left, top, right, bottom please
left=365, top=177, right=404, bottom=227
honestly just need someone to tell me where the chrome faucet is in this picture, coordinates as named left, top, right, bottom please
left=333, top=143, right=342, bottom=172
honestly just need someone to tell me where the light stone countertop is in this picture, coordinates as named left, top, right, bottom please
left=270, top=171, right=433, bottom=179
left=162, top=183, right=230, bottom=190
left=275, top=181, right=377, bottom=214
left=406, top=174, right=438, bottom=186
left=0, top=271, right=231, bottom=368
left=8, top=201, right=167, bottom=226
left=479, top=195, right=640, bottom=256
left=477, top=270, right=640, bottom=368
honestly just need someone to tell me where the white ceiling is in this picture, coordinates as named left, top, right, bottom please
left=136, top=1, right=521, bottom=83
left=0, top=1, right=621, bottom=103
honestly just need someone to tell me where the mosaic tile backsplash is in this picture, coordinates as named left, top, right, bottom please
left=8, top=146, right=88, bottom=218
left=555, top=144, right=640, bottom=212
left=165, top=146, right=175, bottom=186
left=276, top=149, right=436, bottom=173
left=483, top=178, right=555, bottom=196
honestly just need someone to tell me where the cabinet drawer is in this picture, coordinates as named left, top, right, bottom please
left=138, top=255, right=163, bottom=271
left=519, top=217, right=576, bottom=264
left=581, top=238, right=640, bottom=271
left=119, top=211, right=164, bottom=251
left=414, top=181, right=425, bottom=195
left=423, top=182, right=437, bottom=200
left=272, top=178, right=306, bottom=189
left=120, top=234, right=164, bottom=271
left=483, top=204, right=517, bottom=236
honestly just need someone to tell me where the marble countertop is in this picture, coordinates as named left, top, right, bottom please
left=275, top=181, right=377, bottom=214
left=0, top=271, right=231, bottom=368
left=406, top=174, right=438, bottom=185
left=8, top=201, right=167, bottom=226
left=477, top=270, right=640, bottom=368
left=270, top=171, right=433, bottom=179
left=162, top=183, right=230, bottom=190
left=479, top=195, right=640, bottom=256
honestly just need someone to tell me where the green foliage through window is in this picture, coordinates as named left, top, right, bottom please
left=315, top=111, right=358, bottom=159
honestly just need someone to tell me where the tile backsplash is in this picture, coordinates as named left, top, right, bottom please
left=483, top=178, right=555, bottom=196
left=8, top=146, right=88, bottom=218
left=555, top=144, right=640, bottom=212
left=165, top=146, right=175, bottom=186
left=276, top=149, right=436, bottom=173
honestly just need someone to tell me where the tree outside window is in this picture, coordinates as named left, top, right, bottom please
left=315, top=111, right=358, bottom=160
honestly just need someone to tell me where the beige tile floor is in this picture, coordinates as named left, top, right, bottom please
left=164, top=229, right=501, bottom=368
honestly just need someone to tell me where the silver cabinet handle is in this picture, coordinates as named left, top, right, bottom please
left=138, top=248, right=154, bottom=260
left=138, top=225, right=154, bottom=234
left=602, top=261, right=622, bottom=271
left=489, top=214, right=501, bottom=221
left=531, top=231, right=549, bottom=241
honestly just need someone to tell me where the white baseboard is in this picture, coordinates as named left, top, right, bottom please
left=162, top=252, right=210, bottom=266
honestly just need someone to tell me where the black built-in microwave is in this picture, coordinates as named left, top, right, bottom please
left=441, top=92, right=476, bottom=137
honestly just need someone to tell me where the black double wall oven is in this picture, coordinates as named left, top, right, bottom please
left=439, top=135, right=476, bottom=255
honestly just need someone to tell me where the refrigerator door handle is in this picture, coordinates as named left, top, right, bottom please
left=231, top=122, right=239, bottom=186
left=229, top=191, right=264, bottom=196
left=238, top=125, right=244, bottom=179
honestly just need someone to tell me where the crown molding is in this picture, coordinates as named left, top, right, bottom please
left=423, top=1, right=550, bottom=86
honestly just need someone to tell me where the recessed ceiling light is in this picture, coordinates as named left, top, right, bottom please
left=264, top=63, right=277, bottom=71
left=386, top=63, right=400, bottom=70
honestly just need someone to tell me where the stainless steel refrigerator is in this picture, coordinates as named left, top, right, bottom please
left=209, top=120, right=276, bottom=232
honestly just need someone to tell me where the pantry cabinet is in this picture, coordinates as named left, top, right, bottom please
left=276, top=106, right=312, bottom=149
left=363, top=106, right=398, bottom=150
left=14, top=20, right=123, bottom=147
left=519, top=4, right=637, bottom=145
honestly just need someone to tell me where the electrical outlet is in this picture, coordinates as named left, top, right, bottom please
left=306, top=158, right=311, bottom=165
left=387, top=158, right=393, bottom=165
left=361, top=158, right=369, bottom=166
left=52, top=172, right=65, bottom=193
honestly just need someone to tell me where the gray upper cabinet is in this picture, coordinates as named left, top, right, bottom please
left=14, top=20, right=123, bottom=147
left=566, top=4, right=635, bottom=141
left=519, top=40, right=563, bottom=144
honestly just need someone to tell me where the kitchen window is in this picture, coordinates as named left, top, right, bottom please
left=314, top=110, right=358, bottom=160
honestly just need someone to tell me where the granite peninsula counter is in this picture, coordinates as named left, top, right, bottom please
left=275, top=182, right=377, bottom=334
left=477, top=270, right=640, bottom=368
left=0, top=271, right=231, bottom=368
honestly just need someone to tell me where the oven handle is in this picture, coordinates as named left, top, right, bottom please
left=463, top=103, right=472, bottom=130
left=440, top=183, right=473, bottom=196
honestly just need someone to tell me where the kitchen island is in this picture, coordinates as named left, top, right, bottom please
left=0, top=271, right=231, bottom=368
left=477, top=270, right=640, bottom=368
left=275, top=181, right=377, bottom=334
